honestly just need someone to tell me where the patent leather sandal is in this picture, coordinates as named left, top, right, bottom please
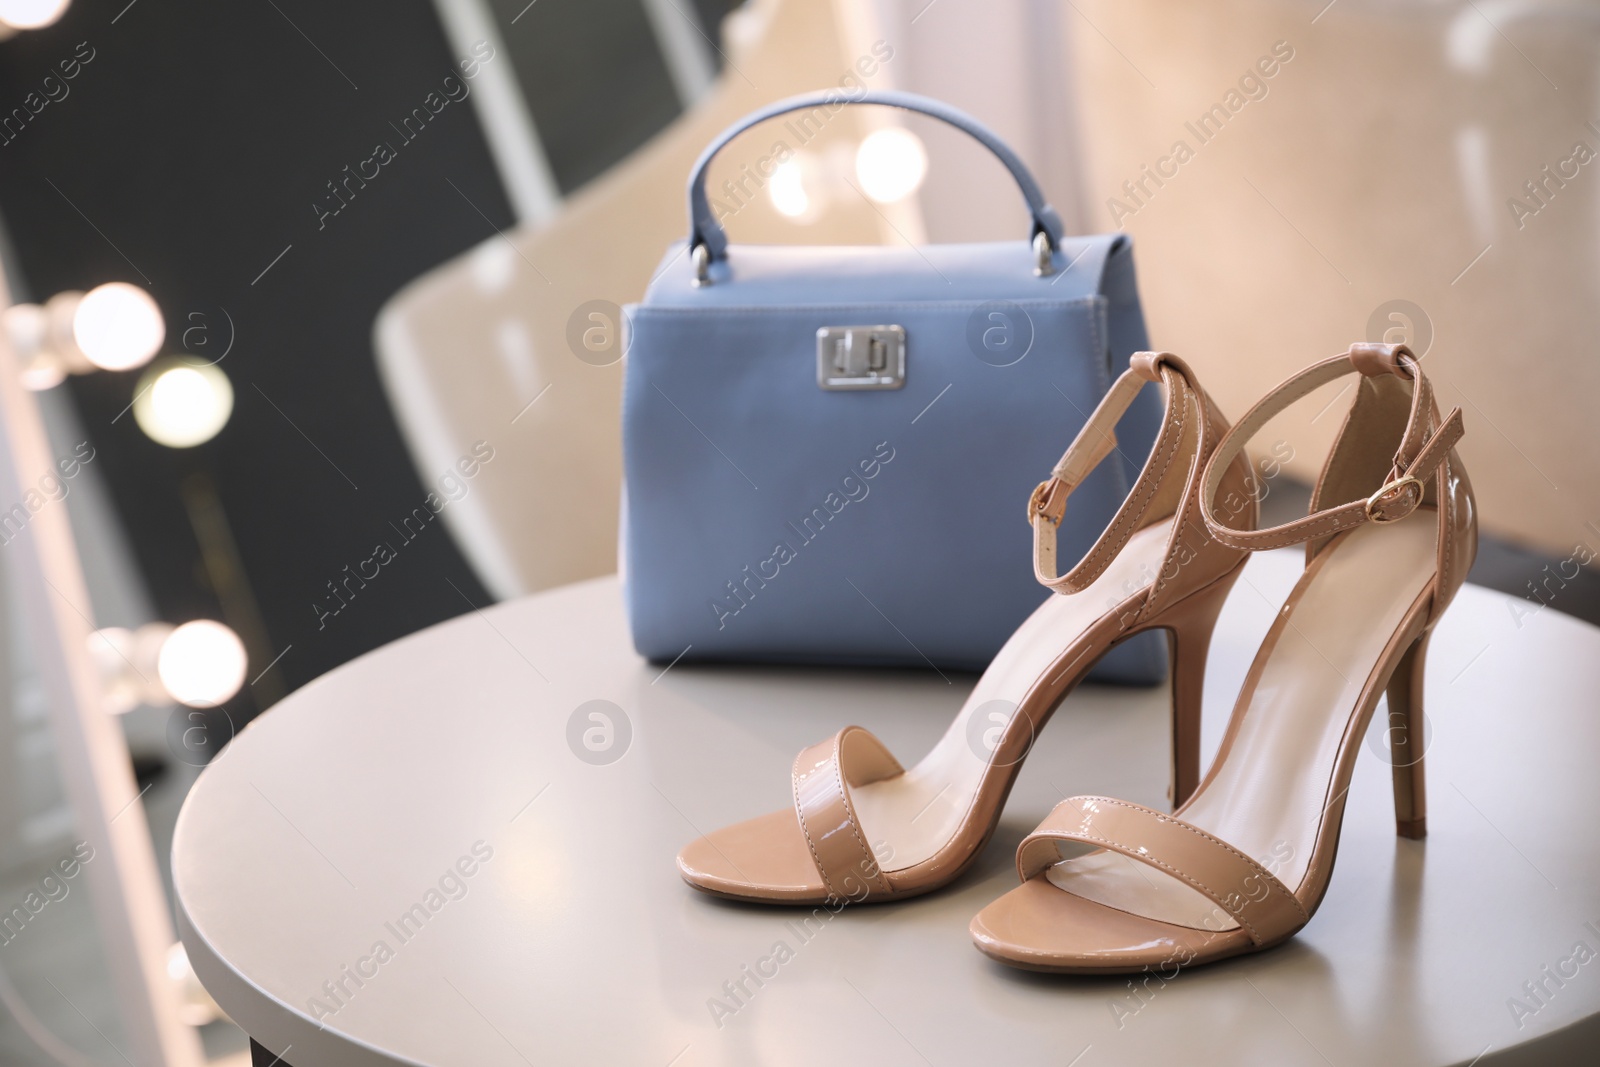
left=677, top=352, right=1259, bottom=904
left=970, top=343, right=1475, bottom=971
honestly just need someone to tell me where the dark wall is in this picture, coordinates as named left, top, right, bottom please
left=491, top=0, right=683, bottom=193
left=0, top=0, right=514, bottom=720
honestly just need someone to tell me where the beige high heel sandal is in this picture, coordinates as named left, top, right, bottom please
left=677, top=352, right=1258, bottom=904
left=970, top=343, right=1474, bottom=971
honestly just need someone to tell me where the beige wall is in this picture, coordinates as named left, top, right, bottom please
left=1059, top=0, right=1599, bottom=556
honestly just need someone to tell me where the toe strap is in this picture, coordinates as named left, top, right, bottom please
left=792, top=726, right=901, bottom=899
left=1016, top=796, right=1308, bottom=946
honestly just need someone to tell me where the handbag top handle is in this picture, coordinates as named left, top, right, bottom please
left=685, top=89, right=1067, bottom=266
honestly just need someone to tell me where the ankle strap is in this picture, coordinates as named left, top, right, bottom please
left=1199, top=344, right=1464, bottom=552
left=1031, top=351, right=1198, bottom=593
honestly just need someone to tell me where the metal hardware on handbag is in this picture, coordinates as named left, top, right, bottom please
left=816, top=326, right=905, bottom=391
left=1033, top=233, right=1054, bottom=277
left=622, top=90, right=1166, bottom=682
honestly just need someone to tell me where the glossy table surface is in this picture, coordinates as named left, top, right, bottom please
left=173, top=554, right=1600, bottom=1066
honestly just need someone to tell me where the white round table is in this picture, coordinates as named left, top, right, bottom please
left=173, top=553, right=1600, bottom=1067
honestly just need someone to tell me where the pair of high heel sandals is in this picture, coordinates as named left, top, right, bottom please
left=677, top=343, right=1474, bottom=974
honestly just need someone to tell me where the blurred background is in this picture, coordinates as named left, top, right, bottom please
left=0, top=0, right=1595, bottom=1063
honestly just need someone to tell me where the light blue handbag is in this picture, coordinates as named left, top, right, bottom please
left=622, top=90, right=1164, bottom=681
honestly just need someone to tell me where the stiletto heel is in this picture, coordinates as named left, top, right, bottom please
left=677, top=352, right=1258, bottom=904
left=1386, top=629, right=1432, bottom=840
left=1156, top=560, right=1246, bottom=807
left=972, top=342, right=1477, bottom=971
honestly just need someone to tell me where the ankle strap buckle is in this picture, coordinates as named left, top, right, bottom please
left=1364, top=475, right=1424, bottom=524
left=1027, top=480, right=1054, bottom=525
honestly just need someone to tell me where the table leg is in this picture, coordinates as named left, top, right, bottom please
left=251, top=1038, right=298, bottom=1067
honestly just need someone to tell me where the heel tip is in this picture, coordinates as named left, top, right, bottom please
left=1397, top=818, right=1427, bottom=840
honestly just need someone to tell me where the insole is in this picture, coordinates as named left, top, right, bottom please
left=1046, top=509, right=1438, bottom=929
left=853, top=518, right=1178, bottom=873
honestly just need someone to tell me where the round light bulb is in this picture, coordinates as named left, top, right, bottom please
left=3, top=303, right=65, bottom=390
left=19, top=360, right=65, bottom=391
left=855, top=128, right=928, bottom=204
left=133, top=358, right=233, bottom=447
left=73, top=282, right=164, bottom=371
left=3, top=302, right=46, bottom=357
left=0, top=0, right=70, bottom=29
left=768, top=159, right=810, bottom=219
left=157, top=620, right=247, bottom=708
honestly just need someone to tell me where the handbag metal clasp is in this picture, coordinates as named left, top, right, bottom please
left=816, top=325, right=905, bottom=390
